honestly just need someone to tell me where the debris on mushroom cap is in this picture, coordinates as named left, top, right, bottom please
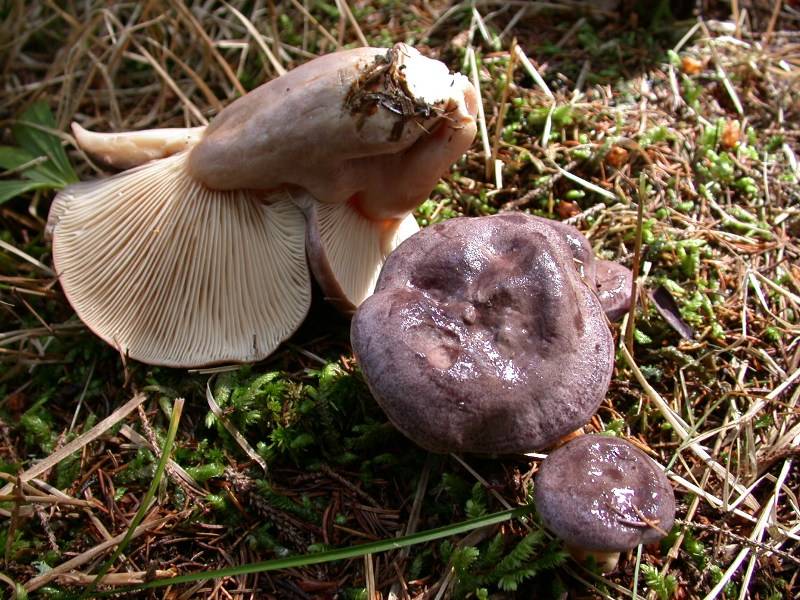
left=351, top=213, right=615, bottom=454
left=534, top=435, right=676, bottom=552
left=48, top=44, right=476, bottom=367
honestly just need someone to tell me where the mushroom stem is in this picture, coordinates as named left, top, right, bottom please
left=187, top=44, right=477, bottom=215
left=353, top=82, right=478, bottom=221
left=72, top=123, right=206, bottom=169
left=565, top=546, right=621, bottom=574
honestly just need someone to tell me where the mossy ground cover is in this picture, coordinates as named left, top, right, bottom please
left=1, top=1, right=798, bottom=598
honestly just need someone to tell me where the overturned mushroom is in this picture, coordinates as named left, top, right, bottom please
left=535, top=435, right=675, bottom=573
left=48, top=44, right=477, bottom=367
left=351, top=213, right=620, bottom=454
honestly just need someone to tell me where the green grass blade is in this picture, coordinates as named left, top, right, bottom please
left=0, top=144, right=64, bottom=186
left=12, top=102, right=77, bottom=184
left=106, top=503, right=534, bottom=594
left=632, top=543, right=643, bottom=600
left=0, top=145, right=67, bottom=189
left=0, top=180, right=52, bottom=205
left=0, top=146, right=37, bottom=170
left=81, top=398, right=185, bottom=599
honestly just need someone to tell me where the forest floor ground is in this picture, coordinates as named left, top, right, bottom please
left=0, top=1, right=799, bottom=599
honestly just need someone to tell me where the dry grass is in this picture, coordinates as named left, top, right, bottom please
left=1, top=1, right=799, bottom=598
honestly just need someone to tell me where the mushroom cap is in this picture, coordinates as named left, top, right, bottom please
left=48, top=153, right=309, bottom=367
left=595, top=259, right=633, bottom=322
left=542, top=219, right=632, bottom=322
left=351, top=213, right=615, bottom=454
left=538, top=217, right=598, bottom=284
left=535, top=435, right=675, bottom=552
left=298, top=194, right=420, bottom=312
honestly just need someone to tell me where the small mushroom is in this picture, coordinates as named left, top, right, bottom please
left=351, top=213, right=616, bottom=454
left=534, top=435, right=675, bottom=573
left=48, top=44, right=476, bottom=366
left=532, top=218, right=632, bottom=322
left=595, top=259, right=633, bottom=321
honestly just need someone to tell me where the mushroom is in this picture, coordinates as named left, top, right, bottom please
left=534, top=435, right=675, bottom=573
left=350, top=213, right=617, bottom=454
left=595, top=259, right=633, bottom=321
left=47, top=44, right=477, bottom=367
left=542, top=218, right=633, bottom=322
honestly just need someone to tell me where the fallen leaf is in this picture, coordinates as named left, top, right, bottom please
left=681, top=56, right=703, bottom=75
left=721, top=120, right=741, bottom=149
left=606, top=145, right=629, bottom=168
left=556, top=200, right=580, bottom=218
left=649, top=285, right=695, bottom=340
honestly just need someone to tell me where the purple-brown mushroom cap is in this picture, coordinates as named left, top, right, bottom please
left=543, top=219, right=632, bottom=322
left=539, top=218, right=598, bottom=284
left=351, top=213, right=615, bottom=454
left=595, top=260, right=633, bottom=322
left=535, top=435, right=675, bottom=552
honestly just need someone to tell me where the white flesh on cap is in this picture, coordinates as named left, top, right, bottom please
left=48, top=152, right=309, bottom=367
left=298, top=193, right=419, bottom=312
left=399, top=48, right=472, bottom=113
left=72, top=123, right=206, bottom=169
